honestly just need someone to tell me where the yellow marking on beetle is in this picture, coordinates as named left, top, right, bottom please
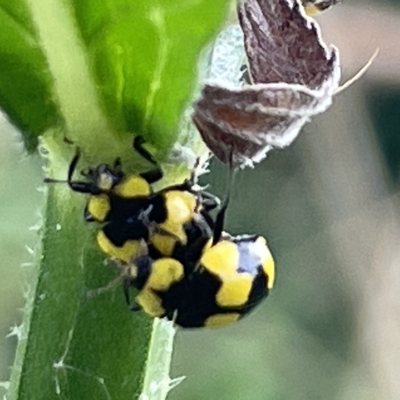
left=157, top=222, right=186, bottom=244
left=205, top=313, right=240, bottom=327
left=147, top=258, right=184, bottom=289
left=96, top=230, right=142, bottom=263
left=136, top=289, right=165, bottom=317
left=113, top=175, right=152, bottom=198
left=157, top=191, right=198, bottom=243
left=201, top=241, right=253, bottom=307
left=201, top=241, right=239, bottom=277
left=254, top=237, right=275, bottom=289
left=87, top=194, right=110, bottom=222
left=149, top=232, right=177, bottom=256
left=135, top=258, right=184, bottom=317
left=263, top=254, right=275, bottom=289
left=165, top=191, right=197, bottom=221
left=216, top=275, right=253, bottom=307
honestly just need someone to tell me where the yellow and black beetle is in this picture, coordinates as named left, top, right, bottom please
left=123, top=194, right=275, bottom=328
left=45, top=137, right=220, bottom=265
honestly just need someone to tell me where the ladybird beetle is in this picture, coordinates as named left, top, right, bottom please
left=123, top=233, right=275, bottom=328
left=45, top=137, right=220, bottom=264
left=123, top=185, right=275, bottom=328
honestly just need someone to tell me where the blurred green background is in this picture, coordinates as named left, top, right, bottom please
left=1, top=1, right=400, bottom=399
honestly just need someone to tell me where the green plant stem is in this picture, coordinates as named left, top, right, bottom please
left=140, top=318, right=178, bottom=400
left=9, top=178, right=156, bottom=399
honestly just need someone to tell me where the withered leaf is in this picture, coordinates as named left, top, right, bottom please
left=192, top=0, right=341, bottom=168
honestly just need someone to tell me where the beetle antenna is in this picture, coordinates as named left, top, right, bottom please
left=212, top=152, right=235, bottom=245
left=43, top=148, right=81, bottom=187
left=43, top=177, right=67, bottom=184
left=133, top=136, right=159, bottom=166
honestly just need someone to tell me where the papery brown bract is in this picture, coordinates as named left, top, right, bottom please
left=192, top=0, right=341, bottom=168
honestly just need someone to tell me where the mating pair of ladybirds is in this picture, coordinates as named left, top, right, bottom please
left=45, top=137, right=275, bottom=328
